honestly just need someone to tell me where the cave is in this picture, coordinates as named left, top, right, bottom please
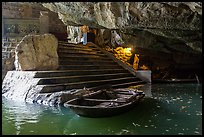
left=2, top=2, right=202, bottom=135
left=2, top=2, right=202, bottom=83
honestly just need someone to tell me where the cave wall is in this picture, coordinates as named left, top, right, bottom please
left=42, top=2, right=202, bottom=79
left=42, top=2, right=202, bottom=55
left=2, top=2, right=67, bottom=38
left=2, top=2, right=202, bottom=80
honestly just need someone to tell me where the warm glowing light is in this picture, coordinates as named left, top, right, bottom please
left=124, top=48, right=131, bottom=54
left=140, top=65, right=149, bottom=70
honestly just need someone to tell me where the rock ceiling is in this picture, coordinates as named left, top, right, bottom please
left=42, top=2, right=202, bottom=55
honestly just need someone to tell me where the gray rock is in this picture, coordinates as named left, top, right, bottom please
left=14, top=33, right=59, bottom=71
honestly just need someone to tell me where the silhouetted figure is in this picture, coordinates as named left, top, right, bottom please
left=80, top=25, right=89, bottom=45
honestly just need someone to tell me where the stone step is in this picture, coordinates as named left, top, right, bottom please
left=58, top=55, right=112, bottom=61
left=58, top=41, right=81, bottom=46
left=58, top=45, right=100, bottom=51
left=37, top=73, right=133, bottom=85
left=34, top=41, right=146, bottom=94
left=58, top=52, right=107, bottom=58
left=111, top=81, right=146, bottom=88
left=58, top=41, right=97, bottom=48
left=57, top=49, right=105, bottom=56
left=58, top=60, right=117, bottom=65
left=58, top=43, right=99, bottom=50
left=40, top=77, right=142, bottom=93
left=34, top=69, right=129, bottom=78
left=58, top=64, right=122, bottom=70
left=58, top=57, right=112, bottom=62
left=89, top=81, right=146, bottom=91
left=58, top=45, right=100, bottom=52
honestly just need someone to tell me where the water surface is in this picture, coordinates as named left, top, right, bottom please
left=2, top=83, right=202, bottom=135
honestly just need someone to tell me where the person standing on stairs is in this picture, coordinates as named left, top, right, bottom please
left=80, top=25, right=89, bottom=45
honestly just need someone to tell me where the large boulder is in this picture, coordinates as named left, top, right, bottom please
left=14, top=33, right=59, bottom=70
left=2, top=57, right=15, bottom=80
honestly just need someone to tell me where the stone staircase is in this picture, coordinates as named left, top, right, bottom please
left=34, top=41, right=146, bottom=93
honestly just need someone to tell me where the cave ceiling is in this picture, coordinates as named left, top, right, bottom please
left=4, top=2, right=201, bottom=55
left=41, top=2, right=202, bottom=55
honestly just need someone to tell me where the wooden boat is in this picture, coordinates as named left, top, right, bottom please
left=64, top=89, right=145, bottom=118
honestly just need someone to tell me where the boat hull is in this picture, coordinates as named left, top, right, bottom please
left=64, top=90, right=145, bottom=118
left=66, top=100, right=139, bottom=118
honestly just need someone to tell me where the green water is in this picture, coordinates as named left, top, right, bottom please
left=2, top=83, right=202, bottom=135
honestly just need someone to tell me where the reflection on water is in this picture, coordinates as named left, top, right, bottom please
left=2, top=83, right=202, bottom=135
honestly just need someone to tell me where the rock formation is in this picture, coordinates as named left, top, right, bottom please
left=14, top=34, right=59, bottom=70
left=42, top=2, right=202, bottom=50
left=42, top=2, right=202, bottom=79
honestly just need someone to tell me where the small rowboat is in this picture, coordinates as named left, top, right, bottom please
left=64, top=89, right=145, bottom=118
